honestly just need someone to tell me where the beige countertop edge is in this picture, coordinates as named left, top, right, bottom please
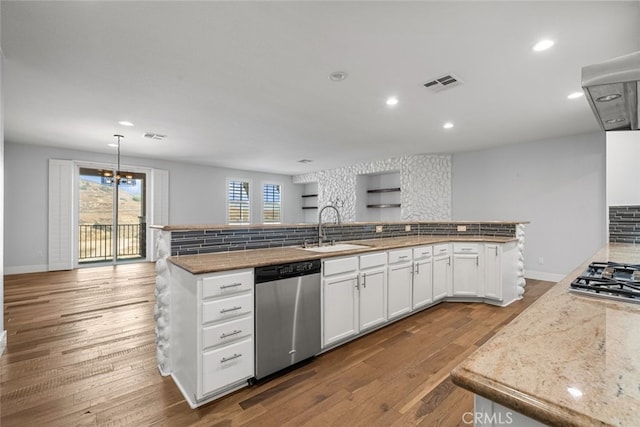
left=449, top=368, right=606, bottom=427
left=450, top=243, right=640, bottom=427
left=168, top=236, right=517, bottom=274
left=153, top=221, right=530, bottom=231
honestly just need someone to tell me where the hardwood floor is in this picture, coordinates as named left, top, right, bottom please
left=1, top=263, right=554, bottom=426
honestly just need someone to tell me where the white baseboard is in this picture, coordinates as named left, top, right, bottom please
left=0, top=330, right=7, bottom=356
left=4, top=264, right=48, bottom=275
left=525, top=270, right=565, bottom=283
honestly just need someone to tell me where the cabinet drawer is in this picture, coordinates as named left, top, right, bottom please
left=388, top=249, right=412, bottom=264
left=202, top=270, right=253, bottom=299
left=201, top=338, right=253, bottom=396
left=412, top=246, right=432, bottom=260
left=202, top=293, right=253, bottom=325
left=202, top=316, right=253, bottom=349
left=323, top=256, right=358, bottom=276
left=359, top=252, right=387, bottom=269
left=434, top=244, right=450, bottom=256
left=453, top=243, right=479, bottom=254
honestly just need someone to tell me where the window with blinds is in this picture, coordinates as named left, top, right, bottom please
left=228, top=180, right=251, bottom=224
left=263, top=183, right=281, bottom=223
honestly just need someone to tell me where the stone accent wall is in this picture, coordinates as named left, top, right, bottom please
left=515, top=223, right=526, bottom=299
left=609, top=205, right=640, bottom=243
left=292, top=154, right=451, bottom=221
left=154, top=230, right=171, bottom=376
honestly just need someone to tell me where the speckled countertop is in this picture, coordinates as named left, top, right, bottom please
left=168, top=235, right=517, bottom=274
left=451, top=243, right=640, bottom=427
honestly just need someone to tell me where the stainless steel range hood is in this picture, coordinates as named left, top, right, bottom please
left=582, top=51, right=639, bottom=131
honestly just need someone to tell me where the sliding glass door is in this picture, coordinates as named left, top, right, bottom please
left=78, top=167, right=146, bottom=264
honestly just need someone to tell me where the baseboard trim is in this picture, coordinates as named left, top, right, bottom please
left=0, top=330, right=7, bottom=357
left=525, top=270, right=565, bottom=282
left=4, top=264, right=48, bottom=275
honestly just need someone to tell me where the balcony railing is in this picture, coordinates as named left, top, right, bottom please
left=79, top=223, right=146, bottom=262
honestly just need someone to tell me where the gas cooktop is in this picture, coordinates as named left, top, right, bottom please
left=569, top=261, right=640, bottom=304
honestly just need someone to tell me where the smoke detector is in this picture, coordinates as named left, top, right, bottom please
left=423, top=74, right=463, bottom=92
left=142, top=132, right=166, bottom=141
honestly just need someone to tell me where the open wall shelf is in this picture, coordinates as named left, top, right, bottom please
left=367, top=204, right=401, bottom=208
left=367, top=188, right=401, bottom=194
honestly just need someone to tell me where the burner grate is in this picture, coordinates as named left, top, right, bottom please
left=569, top=261, right=640, bottom=304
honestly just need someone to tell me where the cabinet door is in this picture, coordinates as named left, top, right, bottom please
left=433, top=255, right=451, bottom=301
left=453, top=253, right=480, bottom=296
left=359, top=268, right=386, bottom=331
left=413, top=258, right=433, bottom=309
left=323, top=274, right=358, bottom=347
left=484, top=244, right=502, bottom=301
left=387, top=263, right=413, bottom=319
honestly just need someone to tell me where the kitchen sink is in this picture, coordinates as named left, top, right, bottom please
left=301, top=243, right=371, bottom=253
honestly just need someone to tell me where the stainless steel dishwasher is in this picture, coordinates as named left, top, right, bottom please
left=254, top=259, right=321, bottom=380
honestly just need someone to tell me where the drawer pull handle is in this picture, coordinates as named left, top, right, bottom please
left=220, top=282, right=243, bottom=290
left=461, top=248, right=473, bottom=251
left=439, top=248, right=447, bottom=252
left=220, top=353, right=242, bottom=363
left=220, top=329, right=242, bottom=339
left=220, top=306, right=242, bottom=314
left=398, top=255, right=409, bottom=259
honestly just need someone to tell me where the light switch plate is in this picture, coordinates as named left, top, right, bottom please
left=457, top=225, right=467, bottom=232
left=405, top=225, right=411, bottom=232
left=375, top=225, right=383, bottom=233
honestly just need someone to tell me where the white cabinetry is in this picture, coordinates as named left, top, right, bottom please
left=433, top=244, right=452, bottom=301
left=412, top=246, right=433, bottom=309
left=322, top=252, right=389, bottom=348
left=452, top=243, right=481, bottom=297
left=387, top=249, right=413, bottom=319
left=322, top=256, right=359, bottom=347
left=358, top=252, right=388, bottom=331
left=170, top=265, right=254, bottom=408
left=484, top=243, right=502, bottom=301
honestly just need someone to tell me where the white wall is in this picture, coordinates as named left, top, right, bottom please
left=4, top=142, right=303, bottom=272
left=0, top=19, right=6, bottom=353
left=606, top=131, right=640, bottom=206
left=452, top=132, right=606, bottom=280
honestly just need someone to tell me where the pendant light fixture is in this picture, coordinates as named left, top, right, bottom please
left=112, top=134, right=134, bottom=186
left=114, top=134, right=123, bottom=184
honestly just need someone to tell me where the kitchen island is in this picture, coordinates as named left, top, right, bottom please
left=153, top=221, right=528, bottom=408
left=451, top=243, right=640, bottom=426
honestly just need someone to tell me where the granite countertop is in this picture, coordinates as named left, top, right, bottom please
left=168, top=235, right=517, bottom=274
left=451, top=243, right=640, bottom=427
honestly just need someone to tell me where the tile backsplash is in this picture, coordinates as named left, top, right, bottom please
left=170, top=222, right=517, bottom=256
left=609, top=205, right=640, bottom=243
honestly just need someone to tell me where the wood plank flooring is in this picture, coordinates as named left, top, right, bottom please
left=1, top=263, right=554, bottom=426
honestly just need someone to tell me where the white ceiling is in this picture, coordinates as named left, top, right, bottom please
left=2, top=1, right=639, bottom=175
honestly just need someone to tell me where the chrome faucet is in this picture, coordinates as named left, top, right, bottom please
left=318, top=204, right=341, bottom=247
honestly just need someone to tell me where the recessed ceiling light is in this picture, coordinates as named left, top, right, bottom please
left=605, top=118, right=626, bottom=124
left=108, top=143, right=118, bottom=147
left=567, top=92, right=584, bottom=100
left=118, top=121, right=134, bottom=127
left=443, top=122, right=454, bottom=129
left=297, top=159, right=313, bottom=163
left=386, top=97, right=399, bottom=106
left=596, top=94, right=621, bottom=102
left=532, top=39, right=554, bottom=52
left=329, top=71, right=347, bottom=82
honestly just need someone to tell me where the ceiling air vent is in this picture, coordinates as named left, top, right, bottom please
left=142, top=132, right=167, bottom=141
left=423, top=73, right=463, bottom=92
